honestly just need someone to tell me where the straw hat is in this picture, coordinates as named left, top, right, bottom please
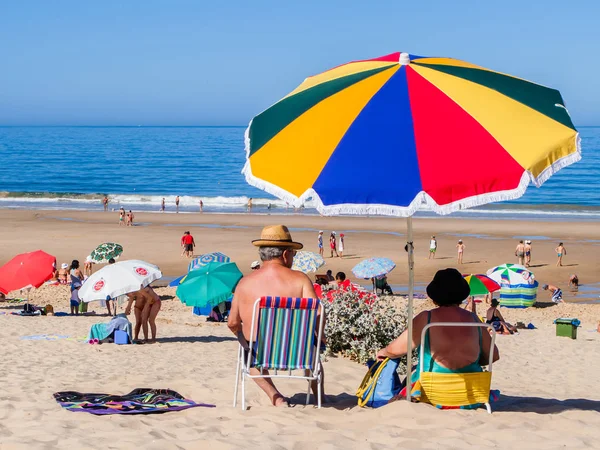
left=252, top=225, right=303, bottom=250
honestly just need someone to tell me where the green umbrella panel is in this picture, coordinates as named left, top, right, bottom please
left=176, top=261, right=243, bottom=308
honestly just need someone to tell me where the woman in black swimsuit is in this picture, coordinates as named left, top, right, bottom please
left=486, top=299, right=517, bottom=334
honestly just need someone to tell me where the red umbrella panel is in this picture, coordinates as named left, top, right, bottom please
left=463, top=274, right=501, bottom=297
left=0, top=250, right=57, bottom=293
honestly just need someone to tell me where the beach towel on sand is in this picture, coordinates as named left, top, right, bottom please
left=53, top=388, right=215, bottom=415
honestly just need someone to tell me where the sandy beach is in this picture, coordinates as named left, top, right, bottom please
left=2, top=210, right=600, bottom=449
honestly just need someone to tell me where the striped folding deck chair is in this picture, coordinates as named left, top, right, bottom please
left=233, top=296, right=325, bottom=410
left=412, top=322, right=497, bottom=413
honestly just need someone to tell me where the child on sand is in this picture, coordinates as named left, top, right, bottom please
left=555, top=242, right=566, bottom=266
left=330, top=232, right=339, bottom=258
left=456, top=240, right=465, bottom=264
left=543, top=284, right=563, bottom=303
left=317, top=231, right=324, bottom=256
left=429, top=236, right=437, bottom=259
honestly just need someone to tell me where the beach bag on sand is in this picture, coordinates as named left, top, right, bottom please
left=356, top=358, right=402, bottom=408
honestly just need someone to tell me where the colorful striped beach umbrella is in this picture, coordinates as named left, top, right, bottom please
left=486, top=264, right=538, bottom=308
left=242, top=51, right=581, bottom=400
left=486, top=264, right=535, bottom=286
left=188, top=252, right=231, bottom=272
left=243, top=52, right=580, bottom=215
left=463, top=274, right=501, bottom=297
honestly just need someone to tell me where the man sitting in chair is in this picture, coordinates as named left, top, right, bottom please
left=228, top=225, right=326, bottom=407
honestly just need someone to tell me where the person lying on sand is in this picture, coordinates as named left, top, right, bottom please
left=486, top=299, right=517, bottom=334
left=377, top=269, right=499, bottom=392
left=228, top=225, right=326, bottom=407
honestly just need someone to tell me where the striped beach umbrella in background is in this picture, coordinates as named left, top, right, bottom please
left=242, top=51, right=581, bottom=399
left=188, top=252, right=231, bottom=272
left=463, top=274, right=501, bottom=297
left=486, top=264, right=538, bottom=308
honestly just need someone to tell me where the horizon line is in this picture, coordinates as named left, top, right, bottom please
left=1, top=124, right=599, bottom=128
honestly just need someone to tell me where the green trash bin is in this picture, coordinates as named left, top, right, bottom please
left=554, top=318, right=580, bottom=339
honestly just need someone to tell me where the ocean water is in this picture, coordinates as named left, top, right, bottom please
left=0, top=126, right=598, bottom=220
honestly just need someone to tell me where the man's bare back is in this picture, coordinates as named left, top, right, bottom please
left=229, top=262, right=317, bottom=341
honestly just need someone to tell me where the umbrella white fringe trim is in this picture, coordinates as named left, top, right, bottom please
left=244, top=129, right=582, bottom=217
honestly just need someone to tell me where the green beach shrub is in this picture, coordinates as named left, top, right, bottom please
left=323, top=289, right=414, bottom=373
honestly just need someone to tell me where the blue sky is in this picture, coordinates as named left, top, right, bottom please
left=1, top=0, right=598, bottom=126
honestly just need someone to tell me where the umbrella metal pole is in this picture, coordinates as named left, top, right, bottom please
left=405, top=216, right=414, bottom=402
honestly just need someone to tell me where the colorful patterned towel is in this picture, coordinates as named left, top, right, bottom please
left=54, top=388, right=215, bottom=415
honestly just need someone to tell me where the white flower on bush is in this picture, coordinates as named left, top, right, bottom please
left=323, top=289, right=413, bottom=370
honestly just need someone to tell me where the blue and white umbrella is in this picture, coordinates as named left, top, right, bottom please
left=188, top=252, right=231, bottom=272
left=292, top=251, right=325, bottom=274
left=352, top=257, right=396, bottom=279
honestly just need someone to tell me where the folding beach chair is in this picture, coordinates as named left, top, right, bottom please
left=414, top=322, right=496, bottom=413
left=233, top=296, right=325, bottom=410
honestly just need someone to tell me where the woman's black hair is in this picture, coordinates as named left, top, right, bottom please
left=70, top=260, right=80, bottom=270
left=491, top=298, right=500, bottom=307
left=335, top=272, right=346, bottom=281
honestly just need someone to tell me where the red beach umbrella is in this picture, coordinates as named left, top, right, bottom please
left=0, top=250, right=57, bottom=293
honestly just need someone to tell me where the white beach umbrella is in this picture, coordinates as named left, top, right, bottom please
left=79, top=260, right=162, bottom=302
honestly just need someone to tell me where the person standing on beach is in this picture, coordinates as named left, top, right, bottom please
left=105, top=258, right=116, bottom=316
left=329, top=232, right=339, bottom=258
left=338, top=233, right=345, bottom=258
left=317, top=231, right=324, bottom=256
left=456, top=240, right=465, bottom=264
left=175, top=196, right=180, bottom=213
left=199, top=200, right=203, bottom=212
left=429, top=236, right=437, bottom=259
left=102, top=195, right=109, bottom=212
left=228, top=225, right=325, bottom=407
left=161, top=198, right=166, bottom=212
left=515, top=240, right=525, bottom=266
left=84, top=256, right=93, bottom=278
left=118, top=207, right=125, bottom=226
left=555, top=242, right=566, bottom=266
left=524, top=240, right=532, bottom=267
left=126, top=210, right=134, bottom=226
left=247, top=198, right=253, bottom=213
left=181, top=231, right=195, bottom=258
